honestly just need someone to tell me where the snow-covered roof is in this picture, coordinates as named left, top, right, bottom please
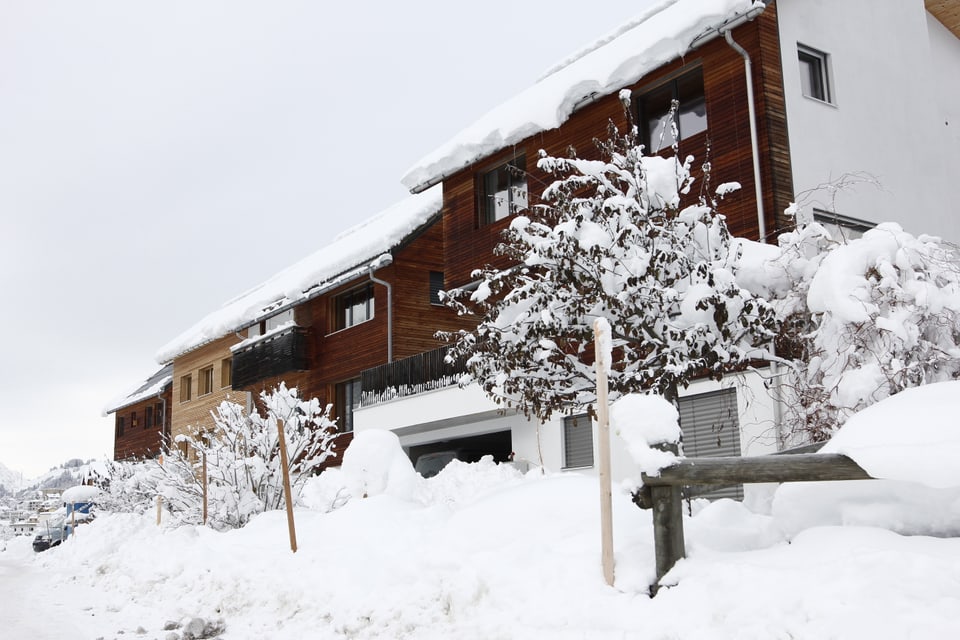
left=155, top=186, right=443, bottom=363
left=103, top=363, right=174, bottom=415
left=401, top=0, right=764, bottom=193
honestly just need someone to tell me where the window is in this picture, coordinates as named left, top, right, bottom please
left=678, top=388, right=742, bottom=501
left=480, top=155, right=527, bottom=225
left=798, top=45, right=832, bottom=103
left=116, top=416, right=125, bottom=438
left=145, top=406, right=154, bottom=429
left=131, top=411, right=138, bottom=429
left=429, top=271, right=444, bottom=305
left=155, top=402, right=164, bottom=429
left=199, top=366, right=215, bottom=396
left=562, top=413, right=594, bottom=469
left=335, top=378, right=362, bottom=433
left=180, top=374, right=192, bottom=402
left=221, top=358, right=232, bottom=388
left=335, top=284, right=374, bottom=331
left=639, top=67, right=708, bottom=152
left=813, top=209, right=873, bottom=243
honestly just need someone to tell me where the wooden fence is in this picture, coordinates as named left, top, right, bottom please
left=634, top=445, right=873, bottom=592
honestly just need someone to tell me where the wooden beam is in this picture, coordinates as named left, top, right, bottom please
left=643, top=453, right=871, bottom=487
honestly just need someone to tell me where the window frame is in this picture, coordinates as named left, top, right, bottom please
left=562, top=413, right=594, bottom=470
left=221, top=357, right=232, bottom=389
left=333, top=284, right=375, bottom=332
left=335, top=378, right=362, bottom=433
left=797, top=44, right=833, bottom=104
left=478, top=154, right=528, bottom=226
left=637, top=65, right=708, bottom=153
left=198, top=365, right=215, bottom=396
left=813, top=209, right=873, bottom=243
left=180, top=374, right=193, bottom=403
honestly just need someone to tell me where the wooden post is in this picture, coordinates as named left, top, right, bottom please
left=650, top=485, right=685, bottom=589
left=202, top=451, right=208, bottom=526
left=156, top=454, right=164, bottom=526
left=71, top=507, right=77, bottom=539
left=276, top=419, right=298, bottom=553
left=593, top=318, right=615, bottom=586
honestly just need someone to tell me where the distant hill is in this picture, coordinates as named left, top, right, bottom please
left=0, top=460, right=24, bottom=495
left=0, top=458, right=109, bottom=497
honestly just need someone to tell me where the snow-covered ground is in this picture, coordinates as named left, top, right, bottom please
left=4, top=384, right=960, bottom=639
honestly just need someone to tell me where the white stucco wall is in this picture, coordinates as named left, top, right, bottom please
left=354, top=367, right=780, bottom=500
left=778, top=0, right=960, bottom=243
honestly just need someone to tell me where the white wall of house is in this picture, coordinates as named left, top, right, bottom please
left=778, top=0, right=960, bottom=243
left=355, top=368, right=779, bottom=506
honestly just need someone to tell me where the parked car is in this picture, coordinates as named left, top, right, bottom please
left=415, top=450, right=464, bottom=478
left=32, top=522, right=67, bottom=552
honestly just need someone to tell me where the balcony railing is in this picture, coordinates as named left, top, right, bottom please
left=232, top=326, right=308, bottom=389
left=361, top=346, right=468, bottom=407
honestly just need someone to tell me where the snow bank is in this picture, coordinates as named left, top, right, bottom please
left=155, top=187, right=441, bottom=363
left=402, top=0, right=762, bottom=191
left=339, top=429, right=419, bottom=500
left=818, top=381, right=960, bottom=488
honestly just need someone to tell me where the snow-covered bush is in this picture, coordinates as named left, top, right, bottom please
left=107, top=384, right=338, bottom=530
left=441, top=102, right=779, bottom=419
left=772, top=219, right=960, bottom=439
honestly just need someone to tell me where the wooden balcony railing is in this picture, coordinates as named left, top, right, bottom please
left=232, top=326, right=308, bottom=389
left=360, top=346, right=468, bottom=406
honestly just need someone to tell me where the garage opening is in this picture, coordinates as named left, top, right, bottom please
left=407, top=430, right=512, bottom=476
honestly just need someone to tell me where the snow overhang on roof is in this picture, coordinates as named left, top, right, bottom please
left=155, top=186, right=443, bottom=364
left=401, top=0, right=765, bottom=194
left=103, top=363, right=174, bottom=415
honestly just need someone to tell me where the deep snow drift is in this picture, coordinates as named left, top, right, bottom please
left=5, top=385, right=960, bottom=639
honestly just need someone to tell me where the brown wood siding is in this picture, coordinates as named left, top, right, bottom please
left=113, top=387, right=172, bottom=461
left=442, top=16, right=792, bottom=288
left=757, top=1, right=796, bottom=236
left=231, top=218, right=466, bottom=468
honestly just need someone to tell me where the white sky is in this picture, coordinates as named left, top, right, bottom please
left=0, top=1, right=653, bottom=478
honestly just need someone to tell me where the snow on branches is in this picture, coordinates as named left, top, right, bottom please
left=441, top=119, right=778, bottom=421
left=108, top=384, right=338, bottom=530
left=773, top=220, right=960, bottom=440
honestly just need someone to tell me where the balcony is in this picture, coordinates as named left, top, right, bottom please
left=232, top=325, right=308, bottom=389
left=361, top=346, right=468, bottom=406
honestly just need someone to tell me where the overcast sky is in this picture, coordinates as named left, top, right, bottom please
left=0, top=1, right=655, bottom=479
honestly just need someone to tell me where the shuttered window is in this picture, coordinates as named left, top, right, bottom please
left=678, top=388, right=743, bottom=500
left=562, top=413, right=594, bottom=469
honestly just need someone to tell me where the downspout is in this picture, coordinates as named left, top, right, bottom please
left=723, top=26, right=788, bottom=449
left=368, top=255, right=394, bottom=363
left=723, top=29, right=767, bottom=244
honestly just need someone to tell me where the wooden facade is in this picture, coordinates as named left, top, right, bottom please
left=440, top=10, right=794, bottom=290
left=229, top=216, right=464, bottom=466
left=170, top=335, right=245, bottom=446
left=110, top=368, right=173, bottom=461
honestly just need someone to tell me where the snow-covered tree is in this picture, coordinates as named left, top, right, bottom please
left=441, top=101, right=779, bottom=420
left=106, top=384, right=338, bottom=530
left=772, top=219, right=960, bottom=440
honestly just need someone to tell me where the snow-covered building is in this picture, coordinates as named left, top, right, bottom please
left=352, top=0, right=960, bottom=488
left=104, top=364, right=173, bottom=461
left=152, top=188, right=464, bottom=465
